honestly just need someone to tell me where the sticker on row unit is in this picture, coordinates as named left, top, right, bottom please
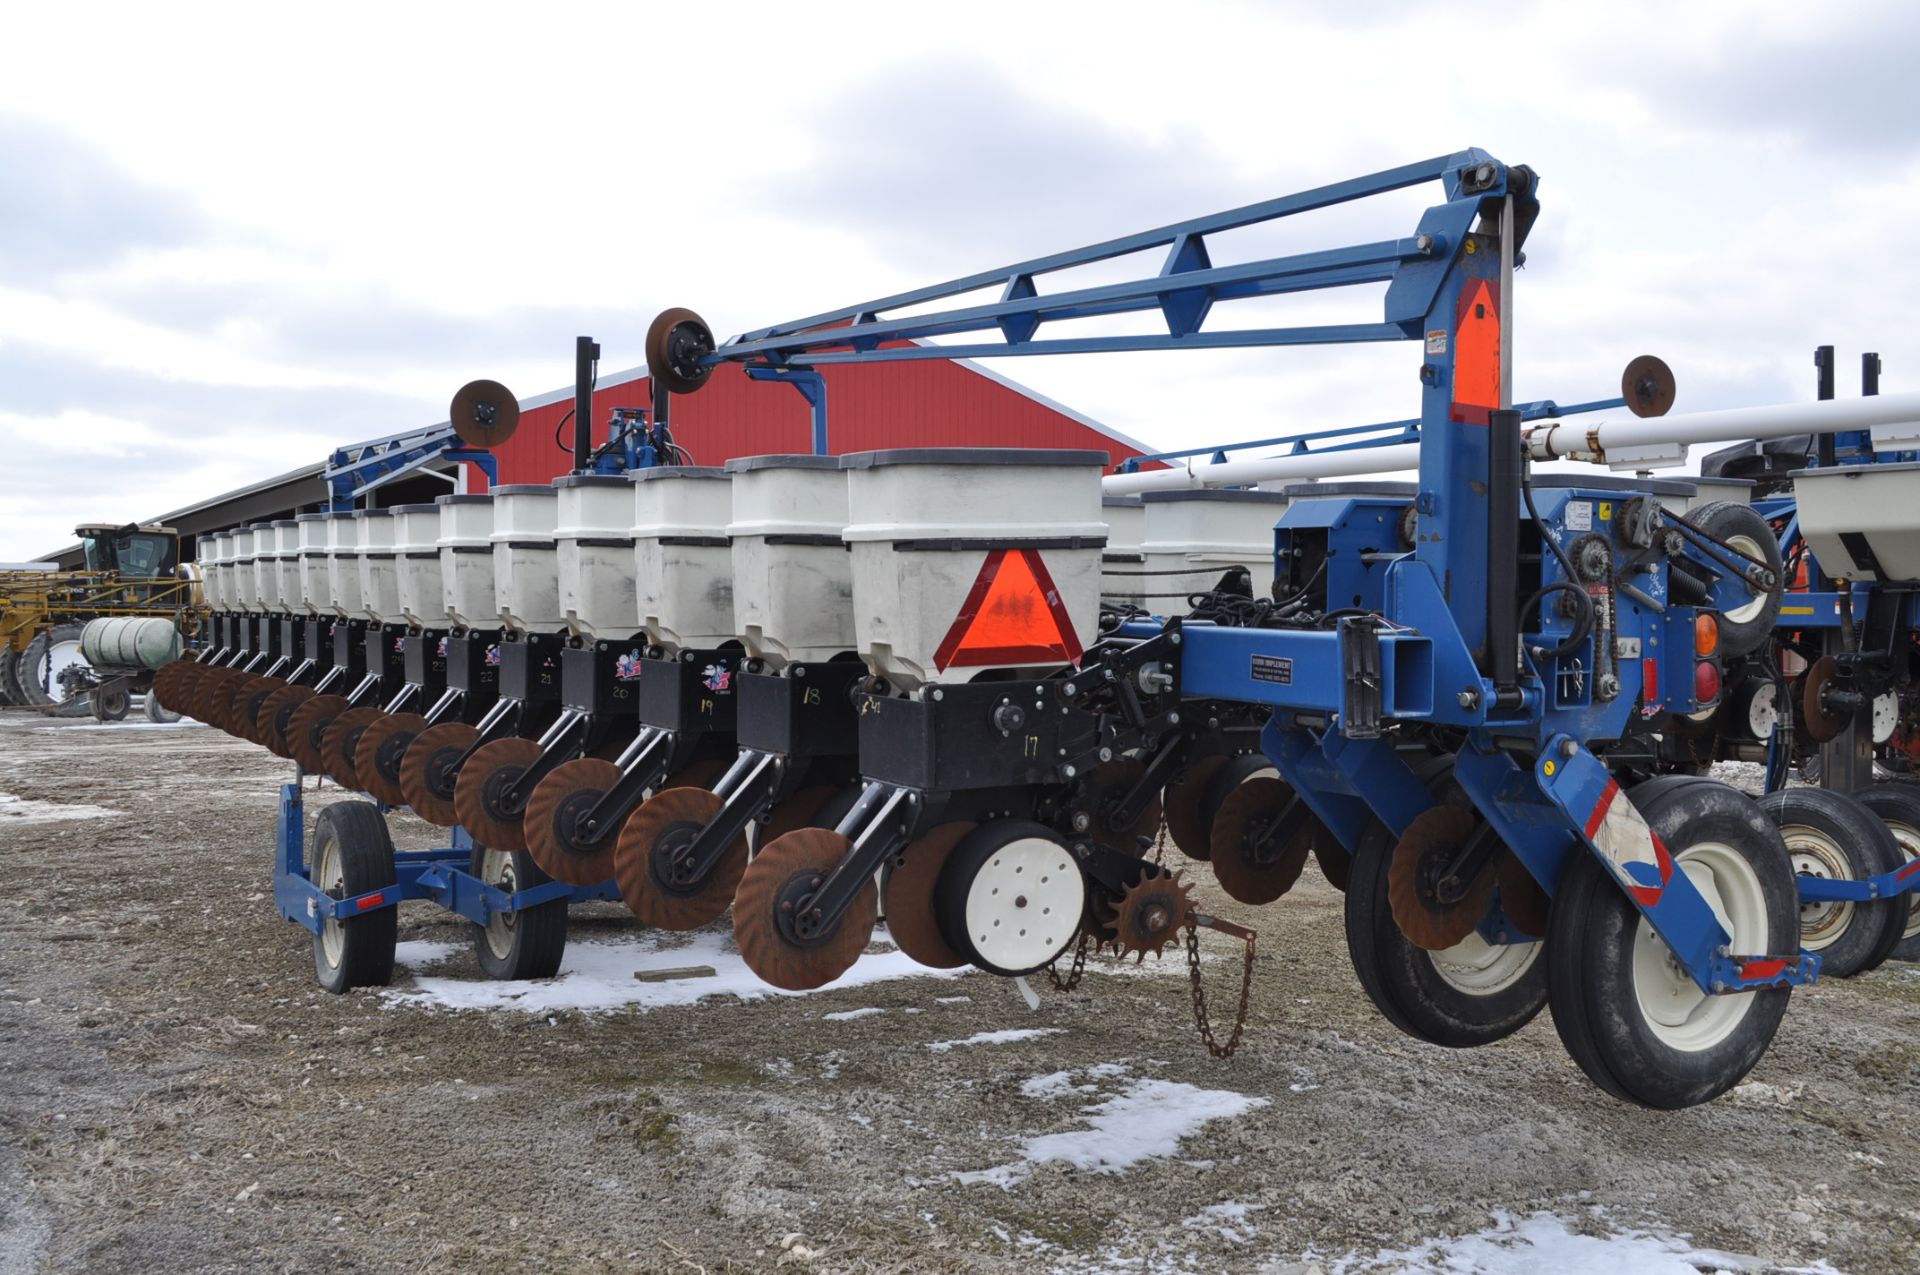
left=1250, top=654, right=1293, bottom=685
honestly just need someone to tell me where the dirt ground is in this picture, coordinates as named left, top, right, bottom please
left=2, top=711, right=1917, bottom=1275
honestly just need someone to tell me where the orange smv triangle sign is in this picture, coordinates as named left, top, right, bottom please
left=932, top=548, right=1085, bottom=672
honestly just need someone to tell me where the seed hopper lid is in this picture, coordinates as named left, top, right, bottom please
left=1139, top=489, right=1290, bottom=504
left=725, top=454, right=843, bottom=473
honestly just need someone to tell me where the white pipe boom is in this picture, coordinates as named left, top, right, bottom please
left=1103, top=391, right=1920, bottom=494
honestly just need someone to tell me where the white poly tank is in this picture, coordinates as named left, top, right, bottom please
left=632, top=467, right=734, bottom=652
left=295, top=514, right=329, bottom=615
left=355, top=509, right=401, bottom=624
left=325, top=512, right=363, bottom=619
left=229, top=526, right=262, bottom=614
left=197, top=534, right=225, bottom=613
left=272, top=520, right=302, bottom=614
left=491, top=485, right=565, bottom=635
left=726, top=455, right=853, bottom=667
left=250, top=522, right=281, bottom=613
left=1100, top=495, right=1146, bottom=606
left=842, top=448, right=1108, bottom=690
left=80, top=616, right=182, bottom=670
left=555, top=475, right=638, bottom=640
left=392, top=504, right=448, bottom=629
left=1139, top=490, right=1290, bottom=602
left=1792, top=461, right=1920, bottom=582
left=437, top=493, right=499, bottom=630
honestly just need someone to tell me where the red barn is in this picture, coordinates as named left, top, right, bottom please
left=482, top=355, right=1149, bottom=487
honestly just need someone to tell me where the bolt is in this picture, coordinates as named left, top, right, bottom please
left=1167, top=712, right=1181, bottom=725
left=1062, top=764, right=1077, bottom=779
left=1099, top=747, right=1112, bottom=762
left=1063, top=683, right=1078, bottom=697
left=1457, top=689, right=1480, bottom=709
left=1014, top=895, right=1028, bottom=909
left=1711, top=979, right=1726, bottom=993
left=1560, top=739, right=1578, bottom=758
left=1169, top=633, right=1182, bottom=646
left=930, top=688, right=944, bottom=701
left=1071, top=812, right=1091, bottom=832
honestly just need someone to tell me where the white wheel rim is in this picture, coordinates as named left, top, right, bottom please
left=1781, top=824, right=1854, bottom=950
left=34, top=638, right=87, bottom=703
left=963, top=836, right=1084, bottom=971
left=1746, top=682, right=1779, bottom=738
left=1720, top=533, right=1769, bottom=625
left=317, top=836, right=346, bottom=967
left=1429, top=931, right=1542, bottom=995
left=480, top=849, right=519, bottom=960
left=1872, top=694, right=1898, bottom=744
left=1631, top=840, right=1768, bottom=1052
left=1882, top=819, right=1920, bottom=943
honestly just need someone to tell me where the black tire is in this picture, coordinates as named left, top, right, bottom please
left=1851, top=785, right=1920, bottom=964
left=18, top=623, right=87, bottom=708
left=0, top=647, right=19, bottom=705
left=1343, top=763, right=1548, bottom=1048
left=310, top=801, right=399, bottom=993
left=469, top=843, right=569, bottom=980
left=1757, top=788, right=1902, bottom=977
left=935, top=819, right=1085, bottom=977
left=90, top=686, right=131, bottom=722
left=1547, top=779, right=1796, bottom=1109
left=1684, top=501, right=1783, bottom=658
left=143, top=692, right=180, bottom=724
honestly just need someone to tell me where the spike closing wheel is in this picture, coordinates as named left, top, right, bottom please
left=356, top=713, right=429, bottom=808
left=1208, top=776, right=1315, bottom=905
left=879, top=821, right=976, bottom=970
left=1621, top=354, right=1675, bottom=418
left=399, top=722, right=479, bottom=827
left=1111, top=865, right=1196, bottom=962
left=614, top=787, right=749, bottom=930
left=645, top=308, right=715, bottom=395
left=449, top=379, right=520, bottom=449
left=286, top=695, right=349, bottom=773
left=734, top=828, right=875, bottom=991
left=1387, top=806, right=1500, bottom=950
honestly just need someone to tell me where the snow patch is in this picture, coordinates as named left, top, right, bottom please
left=926, top=1028, right=1064, bottom=1052
left=956, top=1074, right=1266, bottom=1188
left=0, top=791, right=115, bottom=824
left=393, top=940, right=461, bottom=969
left=1330, top=1211, right=1842, bottom=1275
left=381, top=929, right=969, bottom=1015
left=822, top=1007, right=885, bottom=1022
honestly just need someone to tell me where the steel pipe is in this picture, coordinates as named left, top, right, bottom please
left=1102, top=391, right=1920, bottom=493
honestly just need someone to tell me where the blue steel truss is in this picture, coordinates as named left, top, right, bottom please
left=325, top=425, right=498, bottom=511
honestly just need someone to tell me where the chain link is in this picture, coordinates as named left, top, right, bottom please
left=1186, top=919, right=1256, bottom=1059
left=1046, top=927, right=1093, bottom=992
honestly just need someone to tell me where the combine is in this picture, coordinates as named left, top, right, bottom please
left=155, top=150, right=1920, bottom=1110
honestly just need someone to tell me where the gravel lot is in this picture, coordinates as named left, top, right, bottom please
left=2, top=711, right=1916, bottom=1274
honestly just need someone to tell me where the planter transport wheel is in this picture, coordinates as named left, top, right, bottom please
left=734, top=828, right=874, bottom=991
left=1851, top=784, right=1920, bottom=963
left=1207, top=775, right=1315, bottom=906
left=1757, top=788, right=1903, bottom=978
left=1546, top=778, right=1796, bottom=1109
left=878, top=821, right=976, bottom=970
left=1683, top=501, right=1784, bottom=658
left=614, top=787, right=749, bottom=930
left=321, top=708, right=385, bottom=792
left=357, top=712, right=429, bottom=808
left=287, top=695, right=350, bottom=773
left=311, top=801, right=398, bottom=993
left=935, top=819, right=1087, bottom=977
left=399, top=722, right=480, bottom=827
left=454, top=737, right=547, bottom=853
left=522, top=757, right=623, bottom=883
left=469, top=843, right=568, bottom=981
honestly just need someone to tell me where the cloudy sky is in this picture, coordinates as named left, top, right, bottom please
left=4, top=0, right=1916, bottom=558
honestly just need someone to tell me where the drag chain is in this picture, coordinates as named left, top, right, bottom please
left=1186, top=914, right=1257, bottom=1059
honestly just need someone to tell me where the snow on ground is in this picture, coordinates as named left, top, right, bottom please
left=1329, top=1211, right=1847, bottom=1275
left=381, top=930, right=971, bottom=1015
left=39, top=720, right=203, bottom=732
left=955, top=1067, right=1267, bottom=1189
left=0, top=791, right=116, bottom=824
left=393, top=939, right=462, bottom=969
left=925, top=1027, right=1063, bottom=1052
left=821, top=1007, right=886, bottom=1022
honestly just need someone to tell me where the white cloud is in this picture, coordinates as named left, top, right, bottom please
left=2, top=0, right=1916, bottom=555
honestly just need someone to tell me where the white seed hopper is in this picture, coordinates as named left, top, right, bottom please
left=725, top=454, right=853, bottom=668
left=354, top=509, right=401, bottom=625
left=1791, top=461, right=1920, bottom=582
left=325, top=512, right=363, bottom=619
left=436, top=494, right=497, bottom=631
left=555, top=475, right=638, bottom=640
left=1139, top=489, right=1290, bottom=603
left=391, top=503, right=448, bottom=629
left=491, top=484, right=565, bottom=636
left=632, top=466, right=735, bottom=652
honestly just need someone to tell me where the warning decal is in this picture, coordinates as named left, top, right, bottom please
left=932, top=548, right=1084, bottom=671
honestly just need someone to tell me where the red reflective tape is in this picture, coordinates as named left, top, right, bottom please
left=1740, top=958, right=1788, bottom=981
left=1896, top=858, right=1920, bottom=882
left=1643, top=657, right=1658, bottom=703
left=356, top=892, right=386, bottom=911
left=1584, top=778, right=1619, bottom=841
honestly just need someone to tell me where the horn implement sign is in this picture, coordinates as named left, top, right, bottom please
left=933, top=548, right=1083, bottom=671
